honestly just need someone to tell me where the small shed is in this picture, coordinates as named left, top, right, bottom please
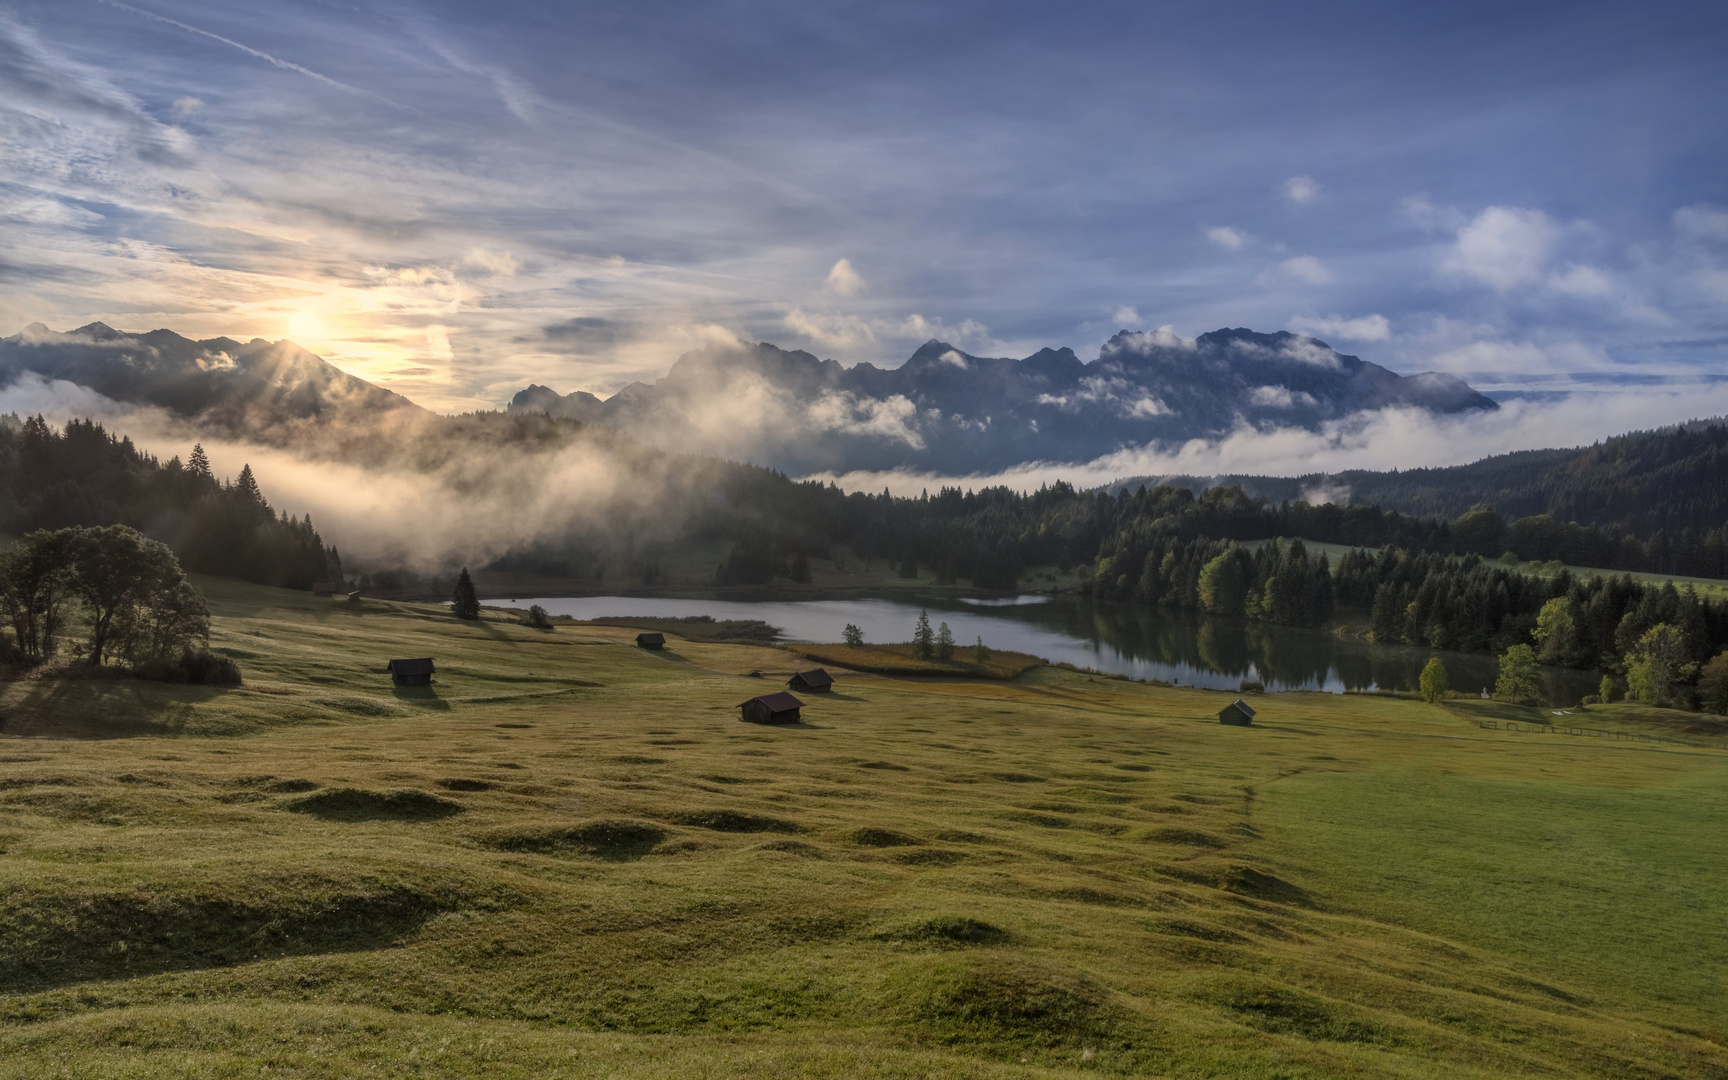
left=636, top=632, right=666, bottom=650
left=787, top=668, right=834, bottom=693
left=387, top=657, right=436, bottom=686
left=347, top=590, right=363, bottom=605
left=1218, top=699, right=1256, bottom=726
left=738, top=691, right=804, bottom=724
left=312, top=581, right=339, bottom=597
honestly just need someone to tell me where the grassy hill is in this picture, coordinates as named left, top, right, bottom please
left=0, top=579, right=1724, bottom=1077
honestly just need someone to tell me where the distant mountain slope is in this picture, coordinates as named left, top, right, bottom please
left=1115, top=419, right=1728, bottom=541
left=0, top=322, right=426, bottom=437
left=510, top=328, right=1495, bottom=474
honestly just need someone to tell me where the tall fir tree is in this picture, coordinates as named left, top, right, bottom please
left=912, top=608, right=934, bottom=659
left=187, top=443, right=212, bottom=480
left=452, top=567, right=481, bottom=621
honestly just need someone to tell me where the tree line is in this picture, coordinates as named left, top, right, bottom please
left=0, top=524, right=238, bottom=683
left=0, top=415, right=339, bottom=590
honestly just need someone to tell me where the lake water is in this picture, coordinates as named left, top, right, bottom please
left=494, top=593, right=1600, bottom=706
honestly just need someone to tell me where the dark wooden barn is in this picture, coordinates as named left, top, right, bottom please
left=787, top=668, right=834, bottom=693
left=1218, top=699, right=1256, bottom=726
left=738, top=691, right=804, bottom=724
left=387, top=657, right=436, bottom=686
left=311, top=581, right=339, bottom=597
left=636, top=632, right=666, bottom=650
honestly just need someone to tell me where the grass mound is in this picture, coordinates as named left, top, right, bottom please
left=260, top=778, right=319, bottom=793
left=0, top=873, right=470, bottom=992
left=481, top=819, right=668, bottom=859
left=284, top=788, right=464, bottom=822
left=662, top=809, right=801, bottom=833
left=845, top=826, right=921, bottom=847
left=1195, top=975, right=1390, bottom=1044
left=786, top=643, right=1045, bottom=680
left=902, top=958, right=1119, bottom=1048
left=1145, top=826, right=1231, bottom=848
left=878, top=915, right=1009, bottom=947
left=436, top=778, right=497, bottom=792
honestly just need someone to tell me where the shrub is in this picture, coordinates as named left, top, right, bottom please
left=843, top=623, right=864, bottom=646
left=1418, top=657, right=1449, bottom=703
left=521, top=604, right=552, bottom=629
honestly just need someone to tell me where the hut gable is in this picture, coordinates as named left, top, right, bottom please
left=787, top=668, right=834, bottom=692
left=387, top=657, right=436, bottom=686
left=1218, top=699, right=1256, bottom=726
left=737, top=691, right=804, bottom=724
left=636, top=632, right=666, bottom=649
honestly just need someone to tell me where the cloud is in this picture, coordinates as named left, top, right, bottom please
left=1257, top=256, right=1334, bottom=287
left=1283, top=176, right=1321, bottom=205
left=938, top=349, right=968, bottom=369
left=1546, top=263, right=1613, bottom=297
left=825, top=257, right=864, bottom=296
left=1441, top=205, right=1561, bottom=290
left=172, top=96, right=203, bottom=115
left=1289, top=313, right=1389, bottom=342
left=1674, top=204, right=1728, bottom=243
left=1206, top=226, right=1250, bottom=250
left=783, top=307, right=876, bottom=349
left=1248, top=385, right=1317, bottom=408
left=462, top=248, right=520, bottom=276
left=810, top=389, right=1728, bottom=496
left=1113, top=306, right=1141, bottom=326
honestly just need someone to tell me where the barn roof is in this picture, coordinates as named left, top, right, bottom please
left=738, top=691, right=804, bottom=711
left=387, top=657, right=435, bottom=675
left=790, top=668, right=833, bottom=686
left=1225, top=698, right=1256, bottom=717
left=636, top=632, right=665, bottom=643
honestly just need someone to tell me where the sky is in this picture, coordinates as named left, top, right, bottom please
left=3, top=0, right=1726, bottom=424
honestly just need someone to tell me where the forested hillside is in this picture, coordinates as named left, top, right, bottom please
left=1129, top=419, right=1728, bottom=573
left=0, top=416, right=338, bottom=589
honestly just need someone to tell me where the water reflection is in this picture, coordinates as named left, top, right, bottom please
left=494, top=593, right=1598, bottom=707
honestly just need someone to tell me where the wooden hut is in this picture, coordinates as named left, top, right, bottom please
left=311, top=581, right=339, bottom=597
left=738, top=691, right=804, bottom=724
left=787, top=668, right=834, bottom=693
left=636, top=632, right=666, bottom=650
left=347, top=590, right=363, bottom=605
left=386, top=657, right=436, bottom=686
left=1218, top=699, right=1256, bottom=726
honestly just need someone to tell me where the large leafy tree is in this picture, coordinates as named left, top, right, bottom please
left=0, top=529, right=77, bottom=661
left=1418, top=657, right=1449, bottom=703
left=1494, top=644, right=1542, bottom=704
left=1625, top=623, right=1697, bottom=708
left=69, top=525, right=201, bottom=666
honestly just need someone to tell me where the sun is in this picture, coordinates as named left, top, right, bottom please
left=288, top=312, right=324, bottom=339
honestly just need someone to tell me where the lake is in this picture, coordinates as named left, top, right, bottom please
left=495, top=593, right=1600, bottom=706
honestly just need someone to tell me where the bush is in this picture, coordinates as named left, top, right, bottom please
left=1418, top=657, right=1449, bottom=703
left=843, top=623, right=864, bottom=646
left=521, top=604, right=552, bottom=629
left=133, top=649, right=242, bottom=686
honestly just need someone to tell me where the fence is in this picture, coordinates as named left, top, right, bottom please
left=1475, top=719, right=1707, bottom=748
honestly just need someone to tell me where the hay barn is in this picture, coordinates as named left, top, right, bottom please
left=738, top=691, right=804, bottom=724
left=311, top=581, right=339, bottom=597
left=787, top=668, right=834, bottom=693
left=1219, top=699, right=1256, bottom=726
left=386, top=657, right=435, bottom=686
left=636, top=632, right=666, bottom=649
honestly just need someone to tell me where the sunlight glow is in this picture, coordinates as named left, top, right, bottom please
left=288, top=312, right=324, bottom=339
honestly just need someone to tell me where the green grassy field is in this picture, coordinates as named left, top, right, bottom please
left=0, top=578, right=1725, bottom=1078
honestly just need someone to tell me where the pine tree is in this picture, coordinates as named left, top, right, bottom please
left=912, top=608, right=934, bottom=659
left=187, top=443, right=212, bottom=480
left=452, top=568, right=481, bottom=621
left=973, top=636, right=990, bottom=663
left=234, top=464, right=264, bottom=507
left=935, top=621, right=955, bottom=661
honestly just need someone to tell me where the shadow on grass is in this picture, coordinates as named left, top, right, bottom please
left=391, top=684, right=451, bottom=710
left=0, top=677, right=239, bottom=739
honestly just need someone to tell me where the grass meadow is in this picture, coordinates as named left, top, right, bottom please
left=0, top=577, right=1724, bottom=1077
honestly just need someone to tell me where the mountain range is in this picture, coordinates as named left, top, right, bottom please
left=508, top=328, right=1496, bottom=474
left=0, top=322, right=425, bottom=438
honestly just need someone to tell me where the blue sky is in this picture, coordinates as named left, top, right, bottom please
left=2, top=0, right=1726, bottom=431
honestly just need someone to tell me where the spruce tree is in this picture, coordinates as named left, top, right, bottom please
left=912, top=608, right=934, bottom=659
left=935, top=621, right=955, bottom=661
left=187, top=443, right=212, bottom=480
left=452, top=568, right=481, bottom=621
